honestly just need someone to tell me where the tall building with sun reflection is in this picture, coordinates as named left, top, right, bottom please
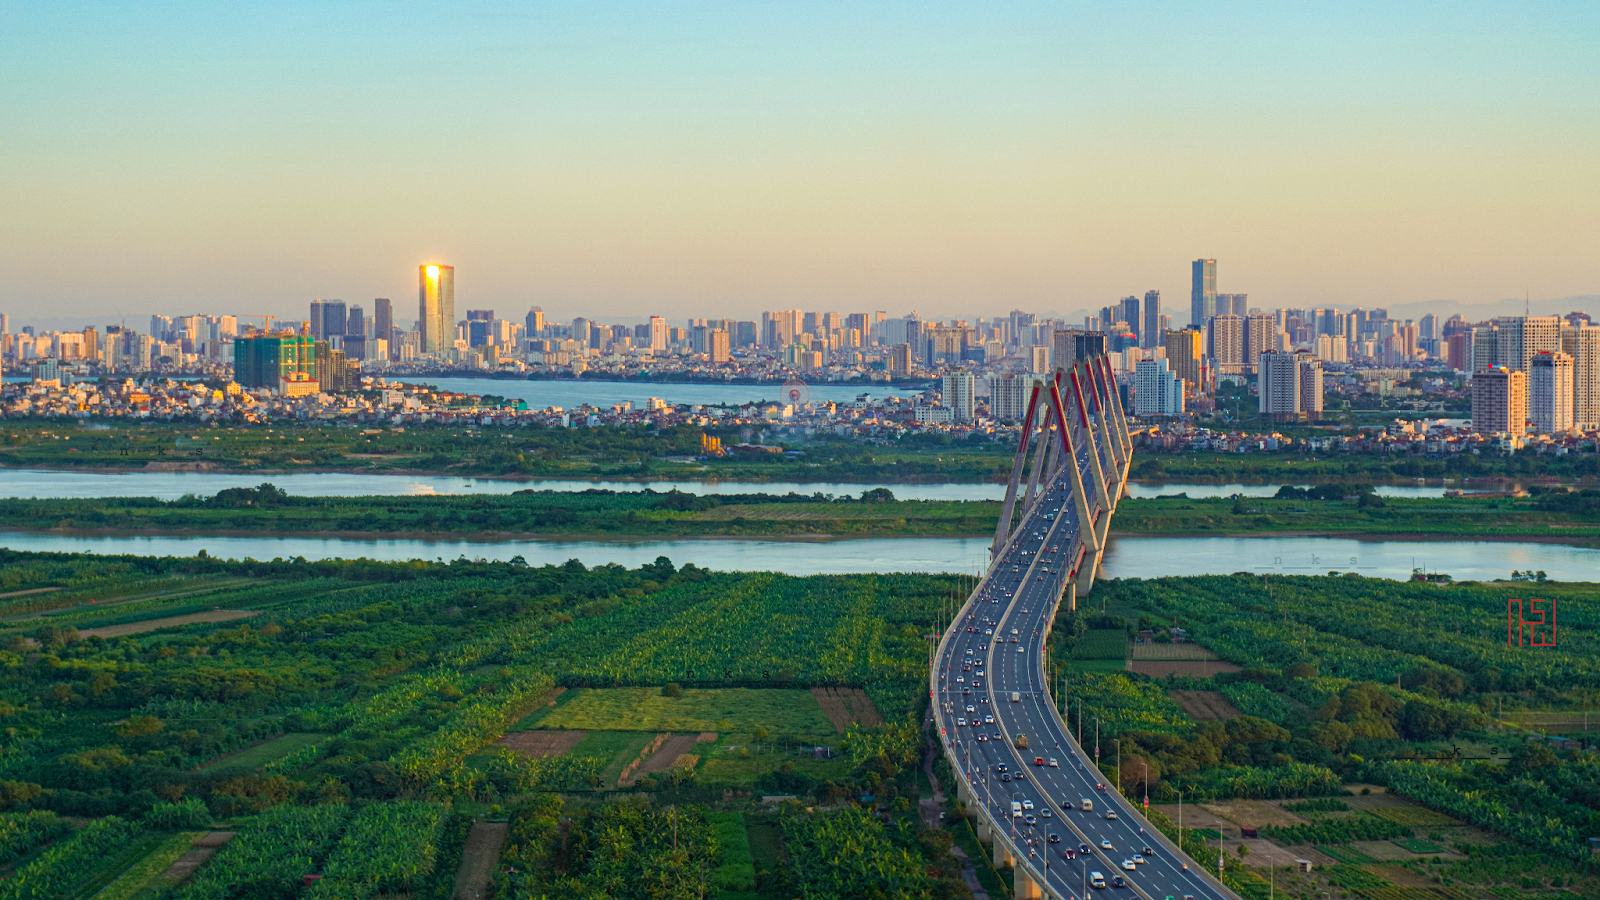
left=418, top=264, right=455, bottom=355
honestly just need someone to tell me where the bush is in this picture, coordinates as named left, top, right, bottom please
left=146, top=797, right=210, bottom=829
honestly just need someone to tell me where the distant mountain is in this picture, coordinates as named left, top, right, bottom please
left=1374, top=295, right=1600, bottom=323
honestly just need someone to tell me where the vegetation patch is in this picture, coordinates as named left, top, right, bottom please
left=537, top=687, right=835, bottom=736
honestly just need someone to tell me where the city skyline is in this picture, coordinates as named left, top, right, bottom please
left=3, top=4, right=1597, bottom=322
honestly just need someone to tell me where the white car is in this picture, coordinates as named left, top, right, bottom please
left=1132, top=855, right=1146, bottom=865
left=1121, top=860, right=1137, bottom=871
left=1022, top=799, right=1034, bottom=811
left=1048, top=758, right=1059, bottom=767
left=1106, top=811, right=1118, bottom=820
left=1100, top=840, right=1113, bottom=851
left=956, top=718, right=967, bottom=727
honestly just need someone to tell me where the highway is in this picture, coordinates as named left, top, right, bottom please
left=931, top=370, right=1238, bottom=900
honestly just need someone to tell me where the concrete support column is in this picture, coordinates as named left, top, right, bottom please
left=1014, top=868, right=1043, bottom=899
left=1064, top=582, right=1076, bottom=613
left=957, top=778, right=973, bottom=808
left=1075, top=551, right=1099, bottom=594
left=976, top=816, right=993, bottom=842
left=994, top=839, right=1016, bottom=868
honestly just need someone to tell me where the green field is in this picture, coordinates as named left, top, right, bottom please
left=536, top=687, right=835, bottom=736
left=1070, top=628, right=1129, bottom=660
left=698, top=752, right=853, bottom=788
left=200, top=733, right=324, bottom=770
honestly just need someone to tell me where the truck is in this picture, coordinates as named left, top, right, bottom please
left=1089, top=871, right=1106, bottom=890
left=1080, top=798, right=1093, bottom=812
left=1011, top=801, right=1022, bottom=818
left=1014, top=733, right=1029, bottom=750
left=1010, top=692, right=1021, bottom=702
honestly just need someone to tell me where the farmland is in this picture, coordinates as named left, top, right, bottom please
left=0, top=547, right=1593, bottom=898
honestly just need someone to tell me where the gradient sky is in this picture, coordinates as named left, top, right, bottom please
left=2, top=1, right=1597, bottom=326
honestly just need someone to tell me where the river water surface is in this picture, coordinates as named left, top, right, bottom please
left=0, top=531, right=1588, bottom=581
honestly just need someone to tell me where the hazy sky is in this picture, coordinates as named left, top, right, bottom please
left=2, top=2, right=1597, bottom=326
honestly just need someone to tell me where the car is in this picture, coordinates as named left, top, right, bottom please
left=1078, top=843, right=1090, bottom=854
left=1048, top=758, right=1059, bottom=767
left=1034, top=757, right=1045, bottom=766
left=956, top=718, right=967, bottom=727
left=993, top=732, right=1003, bottom=741
left=1060, top=799, right=1074, bottom=809
left=1121, top=860, right=1136, bottom=871
left=1022, top=799, right=1034, bottom=810
left=1040, top=809, right=1052, bottom=819
left=1048, top=833, right=1061, bottom=843
left=1100, top=840, right=1113, bottom=850
left=977, top=734, right=988, bottom=742
left=1018, top=646, right=1026, bottom=653
left=1010, top=636, right=1019, bottom=643
left=1112, top=875, right=1127, bottom=888
left=984, top=629, right=993, bottom=635
left=1106, top=811, right=1118, bottom=820
left=965, top=705, right=976, bottom=713
left=1142, top=847, right=1153, bottom=855
left=1132, top=855, right=1146, bottom=865
left=962, top=665, right=971, bottom=672
left=984, top=715, right=995, bottom=724
left=1063, top=848, right=1075, bottom=859
left=1000, top=773, right=1011, bottom=782
left=956, top=676, right=964, bottom=683
left=995, top=764, right=1008, bottom=773
left=1024, top=814, right=1036, bottom=826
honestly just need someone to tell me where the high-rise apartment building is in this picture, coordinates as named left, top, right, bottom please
left=1565, top=324, right=1600, bottom=430
left=941, top=370, right=976, bottom=423
left=889, top=343, right=913, bottom=377
left=344, top=305, right=366, bottom=360
left=1208, top=315, right=1244, bottom=372
left=1446, top=332, right=1471, bottom=371
left=1030, top=345, right=1051, bottom=375
left=1052, top=329, right=1105, bottom=370
left=1217, top=293, right=1248, bottom=317
left=1134, top=358, right=1185, bottom=417
left=1471, top=325, right=1498, bottom=372
left=418, top=265, right=455, bottom=355
left=1529, top=351, right=1574, bottom=434
left=1164, top=329, right=1203, bottom=392
left=234, top=335, right=319, bottom=391
left=1142, top=291, right=1160, bottom=349
left=1242, top=314, right=1277, bottom=367
left=989, top=373, right=1030, bottom=421
left=709, top=329, right=730, bottom=363
left=525, top=307, right=544, bottom=338
left=1471, top=366, right=1527, bottom=436
left=1494, top=316, right=1561, bottom=372
left=1191, top=259, right=1217, bottom=328
left=1258, top=351, right=1321, bottom=420
left=649, top=316, right=668, bottom=352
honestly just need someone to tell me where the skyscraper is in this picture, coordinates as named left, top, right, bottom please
left=1472, top=366, right=1527, bottom=436
left=1190, top=259, right=1216, bottom=328
left=1142, top=291, right=1160, bottom=349
left=418, top=264, right=455, bottom=355
left=1208, top=315, right=1244, bottom=372
left=1566, top=324, right=1600, bottom=430
left=649, top=316, right=668, bottom=352
left=1164, top=329, right=1203, bottom=391
left=1529, top=351, right=1574, bottom=434
left=525, top=307, right=544, bottom=338
left=989, top=373, right=1030, bottom=421
left=373, top=299, right=393, bottom=358
left=941, top=370, right=976, bottom=423
left=345, top=305, right=366, bottom=360
left=1259, top=351, right=1320, bottom=420
left=1134, top=358, right=1184, bottom=417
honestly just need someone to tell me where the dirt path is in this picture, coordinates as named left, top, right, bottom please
left=452, top=821, right=508, bottom=900
left=921, top=734, right=989, bottom=900
left=79, top=609, right=257, bottom=638
left=160, top=831, right=235, bottom=880
left=638, top=734, right=700, bottom=775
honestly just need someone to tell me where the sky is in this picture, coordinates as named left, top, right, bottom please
left=2, top=1, right=1598, bottom=328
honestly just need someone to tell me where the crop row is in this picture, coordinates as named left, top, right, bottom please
left=308, top=801, right=449, bottom=898
left=0, top=816, right=141, bottom=900
left=177, top=804, right=350, bottom=900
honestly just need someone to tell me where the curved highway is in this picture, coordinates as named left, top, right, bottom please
left=931, top=365, right=1238, bottom=900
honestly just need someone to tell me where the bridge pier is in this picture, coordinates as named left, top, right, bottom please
left=1075, top=552, right=1099, bottom=594
left=975, top=815, right=993, bottom=842
left=993, top=839, right=1015, bottom=868
left=1014, top=868, right=1043, bottom=899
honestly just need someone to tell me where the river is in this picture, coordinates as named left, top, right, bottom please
left=0, top=531, right=1589, bottom=581
left=0, top=469, right=1449, bottom=501
left=411, top=377, right=924, bottom=409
